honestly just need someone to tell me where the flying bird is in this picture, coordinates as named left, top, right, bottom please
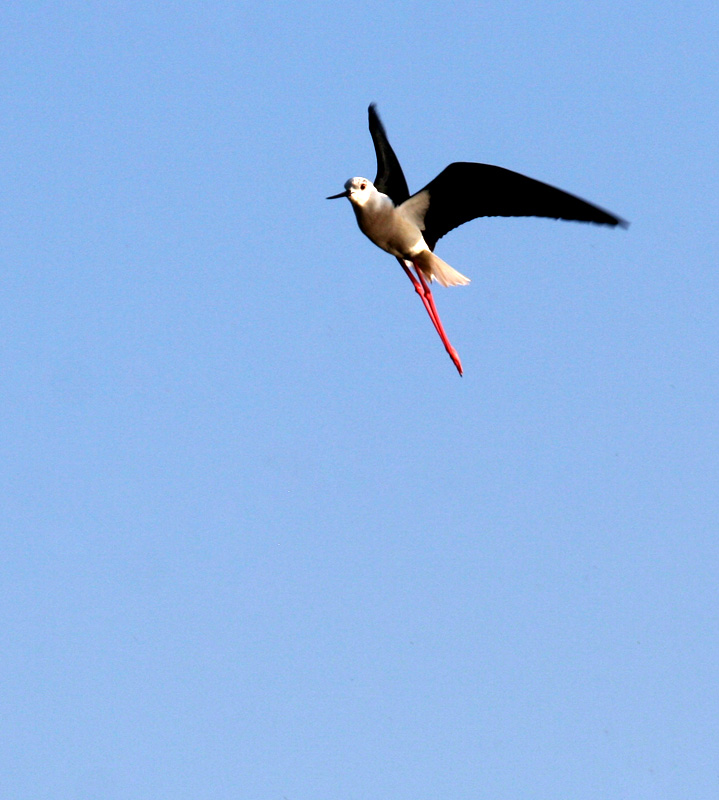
left=327, top=104, right=627, bottom=376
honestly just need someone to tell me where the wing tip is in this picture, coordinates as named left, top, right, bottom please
left=598, top=212, right=629, bottom=229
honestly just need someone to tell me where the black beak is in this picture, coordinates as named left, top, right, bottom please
left=326, top=190, right=350, bottom=200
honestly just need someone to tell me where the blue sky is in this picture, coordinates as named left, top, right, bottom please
left=2, top=2, right=719, bottom=798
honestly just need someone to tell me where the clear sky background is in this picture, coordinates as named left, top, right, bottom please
left=2, top=2, right=718, bottom=799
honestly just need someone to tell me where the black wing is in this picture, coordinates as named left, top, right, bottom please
left=368, top=104, right=410, bottom=206
left=419, top=162, right=628, bottom=250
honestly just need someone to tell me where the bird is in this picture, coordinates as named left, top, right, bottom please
left=327, top=104, right=627, bottom=376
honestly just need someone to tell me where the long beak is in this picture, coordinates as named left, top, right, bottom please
left=326, top=189, right=350, bottom=199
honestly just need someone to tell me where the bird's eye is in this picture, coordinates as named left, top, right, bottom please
left=360, top=182, right=367, bottom=190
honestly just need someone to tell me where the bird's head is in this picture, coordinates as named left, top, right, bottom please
left=326, top=177, right=375, bottom=206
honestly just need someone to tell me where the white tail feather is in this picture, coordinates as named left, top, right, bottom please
left=413, top=250, right=471, bottom=287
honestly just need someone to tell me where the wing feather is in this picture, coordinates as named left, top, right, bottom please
left=368, top=104, right=410, bottom=206
left=417, top=162, right=627, bottom=250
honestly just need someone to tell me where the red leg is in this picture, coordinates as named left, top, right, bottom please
left=415, top=267, right=453, bottom=347
left=415, top=266, right=464, bottom=376
left=398, top=258, right=463, bottom=376
left=398, top=258, right=441, bottom=330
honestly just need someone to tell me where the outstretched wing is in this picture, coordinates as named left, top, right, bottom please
left=368, top=104, right=410, bottom=206
left=415, top=162, right=628, bottom=250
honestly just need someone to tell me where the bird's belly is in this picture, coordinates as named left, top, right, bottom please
left=358, top=214, right=424, bottom=259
